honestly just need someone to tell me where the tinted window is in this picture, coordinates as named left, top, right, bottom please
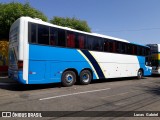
left=50, top=27, right=58, bottom=46
left=38, top=24, right=49, bottom=45
left=104, top=39, right=114, bottom=52
left=93, top=37, right=103, bottom=51
left=126, top=43, right=132, bottom=54
left=149, top=45, right=158, bottom=54
left=115, top=42, right=121, bottom=53
left=86, top=36, right=94, bottom=50
left=138, top=46, right=143, bottom=56
left=109, top=41, right=115, bottom=52
left=28, top=23, right=37, bottom=43
left=77, top=34, right=85, bottom=49
left=132, top=45, right=137, bottom=55
left=66, top=31, right=76, bottom=48
left=120, top=43, right=126, bottom=54
left=141, top=47, right=147, bottom=56
left=57, top=29, right=66, bottom=47
left=146, top=48, right=150, bottom=56
left=104, top=39, right=109, bottom=52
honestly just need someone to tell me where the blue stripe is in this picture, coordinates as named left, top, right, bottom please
left=81, top=50, right=105, bottom=78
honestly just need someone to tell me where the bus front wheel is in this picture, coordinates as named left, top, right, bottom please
left=137, top=69, right=143, bottom=79
left=62, top=71, right=76, bottom=87
left=80, top=70, right=92, bottom=85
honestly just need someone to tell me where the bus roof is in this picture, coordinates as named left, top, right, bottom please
left=147, top=44, right=160, bottom=51
left=19, top=16, right=130, bottom=43
left=147, top=44, right=160, bottom=46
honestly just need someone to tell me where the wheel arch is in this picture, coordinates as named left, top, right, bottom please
left=139, top=68, right=144, bottom=76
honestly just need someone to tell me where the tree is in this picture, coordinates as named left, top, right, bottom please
left=50, top=17, right=91, bottom=32
left=0, top=2, right=48, bottom=40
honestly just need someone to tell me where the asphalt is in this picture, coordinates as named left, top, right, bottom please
left=0, top=76, right=160, bottom=120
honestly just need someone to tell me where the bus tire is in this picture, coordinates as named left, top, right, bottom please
left=137, top=69, right=143, bottom=79
left=62, top=71, right=76, bottom=87
left=80, top=70, right=92, bottom=85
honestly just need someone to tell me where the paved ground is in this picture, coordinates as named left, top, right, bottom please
left=0, top=76, right=160, bottom=120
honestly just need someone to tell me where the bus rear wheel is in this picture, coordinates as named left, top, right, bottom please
left=62, top=71, right=76, bottom=87
left=80, top=70, right=92, bottom=85
left=137, top=69, right=143, bottom=79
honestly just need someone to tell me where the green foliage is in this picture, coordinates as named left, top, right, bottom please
left=50, top=17, right=91, bottom=32
left=0, top=2, right=47, bottom=39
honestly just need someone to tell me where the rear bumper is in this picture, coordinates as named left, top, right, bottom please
left=8, top=69, right=27, bottom=84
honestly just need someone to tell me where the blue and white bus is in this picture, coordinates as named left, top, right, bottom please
left=8, top=17, right=152, bottom=86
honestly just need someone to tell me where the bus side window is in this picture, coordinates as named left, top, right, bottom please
left=86, top=36, right=94, bottom=50
left=104, top=40, right=109, bottom=52
left=78, top=35, right=85, bottom=49
left=134, top=45, right=137, bottom=55
left=114, top=42, right=120, bottom=53
left=126, top=44, right=133, bottom=55
left=67, top=32, right=75, bottom=48
left=38, top=24, right=49, bottom=45
left=104, top=39, right=109, bottom=52
left=117, top=42, right=124, bottom=54
left=110, top=41, right=116, bottom=52
left=57, top=29, right=66, bottom=47
left=137, top=46, right=142, bottom=56
left=121, top=43, right=126, bottom=54
left=132, top=45, right=135, bottom=55
left=50, top=27, right=58, bottom=46
left=93, top=37, right=103, bottom=51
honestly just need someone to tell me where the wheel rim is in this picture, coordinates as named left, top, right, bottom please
left=82, top=73, right=90, bottom=83
left=65, top=74, right=73, bottom=83
left=138, top=71, right=142, bottom=78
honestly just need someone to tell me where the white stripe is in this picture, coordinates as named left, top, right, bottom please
left=90, top=51, right=106, bottom=77
left=77, top=50, right=99, bottom=79
left=39, top=88, right=111, bottom=101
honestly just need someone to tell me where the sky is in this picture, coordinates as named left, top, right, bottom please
left=1, top=0, right=160, bottom=45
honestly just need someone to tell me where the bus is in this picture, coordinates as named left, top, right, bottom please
left=147, top=44, right=160, bottom=74
left=8, top=17, right=152, bottom=86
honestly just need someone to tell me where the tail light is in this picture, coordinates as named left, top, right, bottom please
left=18, top=61, right=23, bottom=70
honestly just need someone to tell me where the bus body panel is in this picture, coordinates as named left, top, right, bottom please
left=8, top=18, right=29, bottom=83
left=91, top=51, right=140, bottom=78
left=28, top=44, right=97, bottom=84
left=137, top=56, right=152, bottom=76
left=26, top=44, right=151, bottom=84
left=91, top=51, right=151, bottom=77
left=23, top=18, right=29, bottom=83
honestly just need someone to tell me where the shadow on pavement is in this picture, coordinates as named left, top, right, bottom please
left=0, top=77, right=62, bottom=91
left=91, top=77, right=146, bottom=84
left=150, top=74, right=160, bottom=78
left=142, top=85, right=160, bottom=96
left=0, top=76, right=148, bottom=91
